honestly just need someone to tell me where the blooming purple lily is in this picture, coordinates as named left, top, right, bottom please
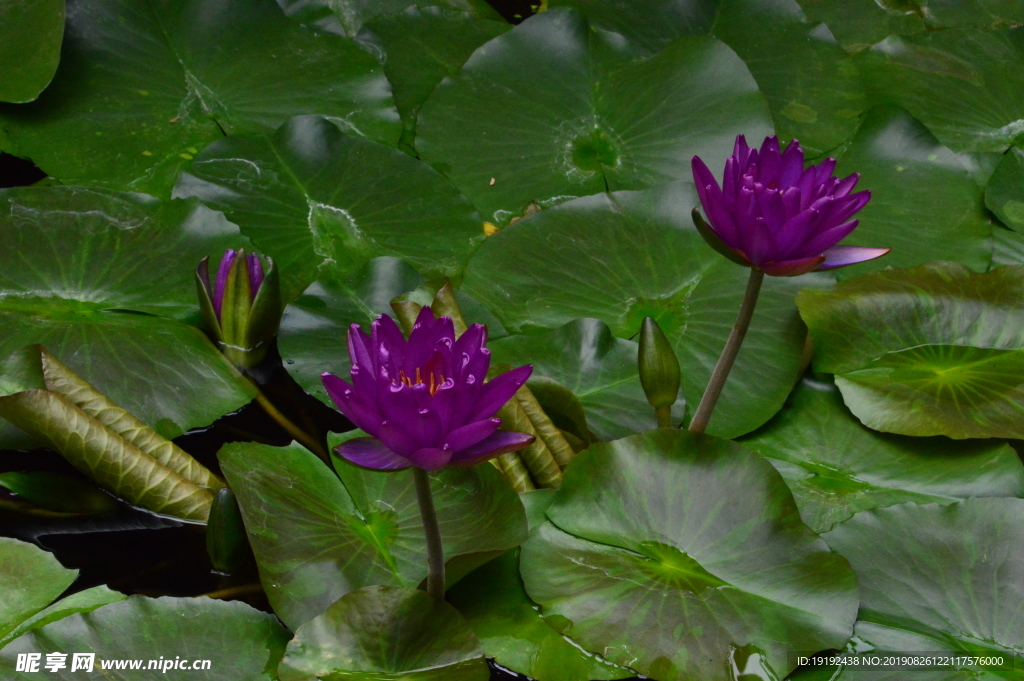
left=322, top=306, right=534, bottom=472
left=691, top=135, right=889, bottom=276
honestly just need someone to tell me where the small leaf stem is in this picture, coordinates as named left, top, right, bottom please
left=689, top=268, right=765, bottom=434
left=413, top=467, right=446, bottom=601
left=250, top=384, right=330, bottom=464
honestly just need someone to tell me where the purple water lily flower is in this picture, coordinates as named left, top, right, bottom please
left=691, top=135, right=889, bottom=276
left=322, top=306, right=534, bottom=472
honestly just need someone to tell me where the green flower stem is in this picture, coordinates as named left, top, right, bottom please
left=655, top=406, right=673, bottom=429
left=413, top=467, right=446, bottom=601
left=689, top=268, right=765, bottom=434
left=250, top=384, right=330, bottom=465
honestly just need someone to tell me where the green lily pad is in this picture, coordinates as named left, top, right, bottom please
left=740, top=376, right=1024, bottom=533
left=219, top=439, right=528, bottom=630
left=0, top=595, right=289, bottom=678
left=174, top=116, right=483, bottom=301
left=277, top=0, right=502, bottom=37
left=798, top=263, right=1024, bottom=438
left=489, top=319, right=684, bottom=441
left=0, top=537, right=77, bottom=640
left=0, top=0, right=398, bottom=197
left=0, top=585, right=126, bottom=650
left=520, top=429, right=859, bottom=681
left=359, top=7, right=510, bottom=146
left=831, top=106, right=991, bottom=280
left=447, top=550, right=628, bottom=681
left=278, top=585, right=489, bottom=681
left=0, top=0, right=65, bottom=103
left=992, top=225, right=1024, bottom=266
left=0, top=472, right=119, bottom=515
left=820, top=499, right=1024, bottom=676
left=986, top=146, right=1024, bottom=233
left=463, top=184, right=827, bottom=439
left=416, top=7, right=772, bottom=225
left=796, top=0, right=925, bottom=53
left=856, top=27, right=1024, bottom=153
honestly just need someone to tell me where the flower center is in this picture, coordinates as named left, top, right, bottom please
left=398, top=368, right=446, bottom=396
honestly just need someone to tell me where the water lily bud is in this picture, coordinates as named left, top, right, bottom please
left=196, top=249, right=281, bottom=369
left=638, top=317, right=680, bottom=418
left=206, top=486, right=249, bottom=575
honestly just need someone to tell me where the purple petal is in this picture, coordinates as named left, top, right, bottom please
left=322, top=373, right=383, bottom=436
left=247, top=253, right=265, bottom=295
left=449, top=431, right=535, bottom=468
left=793, top=219, right=861, bottom=258
left=691, top=156, right=721, bottom=208
left=334, top=437, right=411, bottom=470
left=466, top=364, right=533, bottom=423
left=444, top=418, right=500, bottom=453
left=779, top=139, right=804, bottom=187
left=832, top=173, right=860, bottom=198
left=378, top=421, right=421, bottom=458
left=213, top=249, right=238, bottom=318
left=407, top=447, right=452, bottom=471
left=759, top=255, right=826, bottom=277
left=818, top=245, right=891, bottom=270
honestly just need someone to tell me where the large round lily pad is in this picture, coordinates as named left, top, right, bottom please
left=278, top=585, right=489, bottom=681
left=219, top=439, right=528, bottom=630
left=0, top=0, right=65, bottom=103
left=0, top=596, right=289, bottom=679
left=0, top=186, right=256, bottom=438
left=174, top=115, right=483, bottom=300
left=416, top=7, right=772, bottom=225
left=277, top=0, right=501, bottom=37
left=798, top=262, right=1024, bottom=438
left=741, top=376, right=1024, bottom=533
left=489, top=318, right=685, bottom=441
left=0, top=537, right=77, bottom=640
left=463, top=184, right=828, bottom=439
left=819, top=499, right=1024, bottom=678
left=985, top=145, right=1024, bottom=233
left=520, top=429, right=859, bottom=681
left=0, top=0, right=399, bottom=197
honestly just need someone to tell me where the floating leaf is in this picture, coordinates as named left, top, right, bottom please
left=278, top=585, right=489, bottom=681
left=856, top=27, right=1024, bottom=153
left=985, top=146, right=1024, bottom=233
left=0, top=537, right=77, bottom=640
left=0, top=596, right=289, bottom=679
left=0, top=585, right=125, bottom=650
left=277, top=0, right=501, bottom=37
left=741, top=376, right=1024, bottom=533
left=0, top=472, right=119, bottom=515
left=416, top=7, right=772, bottom=225
left=798, top=263, right=1024, bottom=438
left=219, top=438, right=528, bottom=629
left=0, top=0, right=65, bottom=103
left=174, top=116, right=482, bottom=300
left=465, top=185, right=827, bottom=438
left=0, top=0, right=398, bottom=196
left=796, top=0, right=924, bottom=53
left=448, top=550, right=627, bottom=681
left=489, top=319, right=683, bottom=441
left=992, top=225, right=1024, bottom=267
left=820, top=499, right=1024, bottom=677
left=520, top=429, right=859, bottom=681
left=831, top=106, right=991, bottom=280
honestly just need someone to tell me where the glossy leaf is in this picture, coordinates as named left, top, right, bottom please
left=992, top=225, right=1024, bottom=267
left=820, top=499, right=1024, bottom=676
left=856, top=27, right=1024, bottom=153
left=0, top=537, right=77, bottom=640
left=0, top=0, right=398, bottom=196
left=174, top=116, right=483, bottom=300
left=796, top=0, right=924, bottom=52
left=464, top=185, right=827, bottom=438
left=546, top=0, right=717, bottom=51
left=416, top=8, right=772, bottom=225
left=0, top=596, right=289, bottom=679
left=489, top=319, right=684, bottom=441
left=277, top=0, right=502, bottom=37
left=831, top=106, right=991, bottom=280
left=520, top=429, right=859, bottom=681
left=0, top=585, right=125, bottom=650
left=0, top=0, right=65, bottom=103
left=278, top=585, right=489, bottom=681
left=447, top=550, right=627, bottom=681
left=0, top=472, right=119, bottom=515
left=359, top=7, right=510, bottom=145
left=740, top=376, right=1024, bottom=533
left=799, top=263, right=1024, bottom=438
left=0, top=390, right=214, bottom=522
left=219, top=438, right=528, bottom=630
left=985, top=145, right=1024, bottom=233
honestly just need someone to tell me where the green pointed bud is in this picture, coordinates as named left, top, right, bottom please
left=638, top=317, right=680, bottom=427
left=390, top=300, right=422, bottom=336
left=206, top=486, right=250, bottom=575
left=197, top=249, right=281, bottom=369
